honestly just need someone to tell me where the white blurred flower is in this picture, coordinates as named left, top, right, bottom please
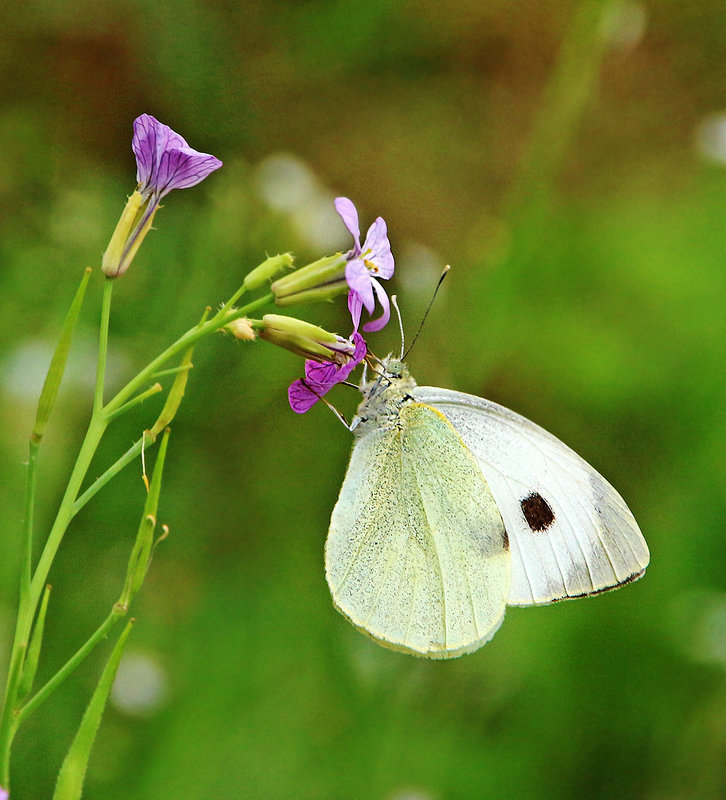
left=695, top=113, right=726, bottom=165
left=289, top=192, right=350, bottom=252
left=253, top=153, right=318, bottom=213
left=602, top=2, right=647, bottom=50
left=395, top=241, right=444, bottom=299
left=111, top=650, right=169, bottom=716
left=387, top=789, right=437, bottom=800
left=0, top=336, right=130, bottom=401
left=672, top=590, right=726, bottom=668
left=692, top=595, right=726, bottom=666
left=253, top=153, right=353, bottom=251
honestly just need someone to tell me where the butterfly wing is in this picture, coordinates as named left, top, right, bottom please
left=414, top=387, right=649, bottom=606
left=326, top=402, right=510, bottom=658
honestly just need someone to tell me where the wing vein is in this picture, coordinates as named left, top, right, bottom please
left=334, top=434, right=396, bottom=594
left=408, top=455, right=448, bottom=651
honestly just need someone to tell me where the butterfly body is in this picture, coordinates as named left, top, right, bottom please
left=325, top=359, right=649, bottom=658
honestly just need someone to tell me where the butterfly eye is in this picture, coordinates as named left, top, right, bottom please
left=520, top=492, right=556, bottom=532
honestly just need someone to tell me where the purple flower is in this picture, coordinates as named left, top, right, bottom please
left=133, top=114, right=222, bottom=201
left=102, top=114, right=222, bottom=278
left=0, top=786, right=7, bottom=800
left=335, top=197, right=394, bottom=332
left=288, top=332, right=366, bottom=413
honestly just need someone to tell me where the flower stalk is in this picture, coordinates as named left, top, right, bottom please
left=0, top=284, right=274, bottom=786
left=1, top=107, right=398, bottom=794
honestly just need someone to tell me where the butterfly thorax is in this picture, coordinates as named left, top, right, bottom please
left=352, top=358, right=418, bottom=438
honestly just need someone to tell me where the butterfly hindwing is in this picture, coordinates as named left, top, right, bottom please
left=414, top=387, right=649, bottom=606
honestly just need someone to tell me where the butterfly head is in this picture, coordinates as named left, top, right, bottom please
left=351, top=356, right=417, bottom=435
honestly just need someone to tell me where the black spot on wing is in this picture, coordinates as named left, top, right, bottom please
left=520, top=492, right=555, bottom=532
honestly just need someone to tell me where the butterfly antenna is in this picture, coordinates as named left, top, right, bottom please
left=402, top=265, right=450, bottom=360
left=391, top=295, right=405, bottom=359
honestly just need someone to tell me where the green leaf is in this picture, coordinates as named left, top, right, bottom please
left=16, top=585, right=51, bottom=703
left=148, top=348, right=194, bottom=438
left=33, top=267, right=92, bottom=443
left=53, top=620, right=134, bottom=800
left=119, top=429, right=171, bottom=608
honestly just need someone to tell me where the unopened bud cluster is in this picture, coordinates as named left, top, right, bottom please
left=271, top=254, right=348, bottom=307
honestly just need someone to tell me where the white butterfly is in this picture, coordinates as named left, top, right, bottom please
left=325, top=359, right=649, bottom=659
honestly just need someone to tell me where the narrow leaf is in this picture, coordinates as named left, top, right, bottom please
left=53, top=620, right=134, bottom=800
left=17, top=585, right=51, bottom=702
left=149, top=347, right=193, bottom=437
left=33, top=268, right=92, bottom=442
left=119, top=429, right=170, bottom=608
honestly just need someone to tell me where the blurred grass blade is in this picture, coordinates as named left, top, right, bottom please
left=53, top=620, right=134, bottom=800
left=16, top=585, right=51, bottom=703
left=463, top=0, right=621, bottom=383
left=33, top=267, right=93, bottom=443
left=505, top=0, right=619, bottom=222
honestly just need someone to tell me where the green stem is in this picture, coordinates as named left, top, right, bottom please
left=106, top=383, right=162, bottom=423
left=105, top=293, right=273, bottom=414
left=151, top=364, right=194, bottom=379
left=0, top=645, right=26, bottom=783
left=0, top=289, right=274, bottom=785
left=19, top=439, right=40, bottom=615
left=15, top=605, right=127, bottom=728
left=222, top=283, right=248, bottom=313
left=94, top=279, right=114, bottom=413
left=71, top=434, right=154, bottom=518
left=0, top=269, right=93, bottom=788
left=53, top=620, right=135, bottom=800
left=28, top=416, right=107, bottom=612
left=0, top=381, right=110, bottom=779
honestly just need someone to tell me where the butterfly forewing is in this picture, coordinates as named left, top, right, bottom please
left=326, top=402, right=510, bottom=658
left=414, top=387, right=649, bottom=606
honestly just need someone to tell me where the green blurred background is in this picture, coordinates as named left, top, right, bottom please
left=1, top=0, right=725, bottom=797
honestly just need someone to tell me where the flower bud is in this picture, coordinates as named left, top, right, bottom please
left=271, top=254, right=348, bottom=307
left=101, top=190, right=157, bottom=279
left=259, top=314, right=355, bottom=363
left=243, top=253, right=294, bottom=291
left=227, top=318, right=257, bottom=341
left=102, top=115, right=222, bottom=279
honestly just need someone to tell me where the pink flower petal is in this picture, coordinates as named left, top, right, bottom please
left=131, top=114, right=222, bottom=199
left=305, top=359, right=339, bottom=384
left=287, top=333, right=366, bottom=413
left=335, top=197, right=361, bottom=252
left=345, top=260, right=375, bottom=313
left=156, top=147, right=223, bottom=197
left=288, top=379, right=323, bottom=413
left=338, top=200, right=395, bottom=332
left=348, top=290, right=363, bottom=331
left=363, top=217, right=394, bottom=279
left=362, top=278, right=391, bottom=332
